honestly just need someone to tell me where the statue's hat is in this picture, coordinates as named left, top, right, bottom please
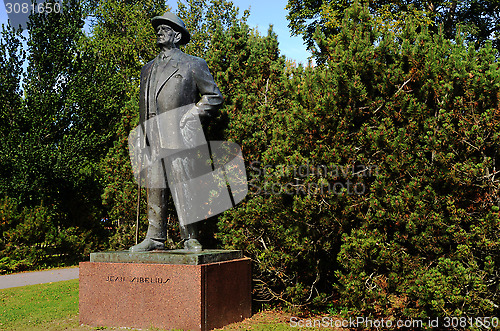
left=152, top=12, right=190, bottom=45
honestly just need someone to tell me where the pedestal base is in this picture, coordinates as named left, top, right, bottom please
left=79, top=253, right=251, bottom=331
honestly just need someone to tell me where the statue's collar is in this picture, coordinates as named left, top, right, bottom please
left=158, top=48, right=180, bottom=61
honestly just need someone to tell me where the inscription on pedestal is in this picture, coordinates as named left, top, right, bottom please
left=105, top=275, right=170, bottom=284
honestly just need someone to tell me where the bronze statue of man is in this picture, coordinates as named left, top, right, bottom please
left=130, top=12, right=223, bottom=253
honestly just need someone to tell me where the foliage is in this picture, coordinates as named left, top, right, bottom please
left=325, top=5, right=500, bottom=318
left=177, top=0, right=250, bottom=58
left=0, top=24, right=24, bottom=137
left=286, top=0, right=500, bottom=64
left=0, top=0, right=112, bottom=272
left=0, top=197, right=101, bottom=273
left=0, top=24, right=24, bottom=208
left=218, top=1, right=500, bottom=319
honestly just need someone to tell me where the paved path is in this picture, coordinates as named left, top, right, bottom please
left=0, top=267, right=79, bottom=289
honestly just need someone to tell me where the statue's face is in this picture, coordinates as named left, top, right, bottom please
left=156, top=24, right=181, bottom=48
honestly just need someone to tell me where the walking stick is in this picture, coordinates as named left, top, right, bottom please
left=135, top=179, right=141, bottom=245
left=135, top=127, right=144, bottom=245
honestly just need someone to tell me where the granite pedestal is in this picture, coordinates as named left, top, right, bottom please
left=79, top=250, right=251, bottom=330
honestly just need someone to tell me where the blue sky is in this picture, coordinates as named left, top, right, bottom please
left=0, top=0, right=311, bottom=64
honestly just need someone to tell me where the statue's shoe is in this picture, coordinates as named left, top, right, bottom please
left=129, top=238, right=164, bottom=252
left=184, top=239, right=202, bottom=253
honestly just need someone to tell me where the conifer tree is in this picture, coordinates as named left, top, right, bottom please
left=287, top=0, right=500, bottom=64
left=218, top=2, right=500, bottom=318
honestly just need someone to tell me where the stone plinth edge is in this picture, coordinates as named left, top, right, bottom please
left=90, top=249, right=243, bottom=265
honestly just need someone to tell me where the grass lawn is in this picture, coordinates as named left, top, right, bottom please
left=0, top=280, right=82, bottom=330
left=0, top=280, right=338, bottom=330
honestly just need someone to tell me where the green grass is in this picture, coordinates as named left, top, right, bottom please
left=0, top=280, right=80, bottom=330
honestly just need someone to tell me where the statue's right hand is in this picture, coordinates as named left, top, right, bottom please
left=180, top=107, right=198, bottom=128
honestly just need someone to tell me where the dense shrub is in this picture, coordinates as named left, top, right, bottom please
left=0, top=197, right=104, bottom=273
left=217, top=2, right=499, bottom=319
